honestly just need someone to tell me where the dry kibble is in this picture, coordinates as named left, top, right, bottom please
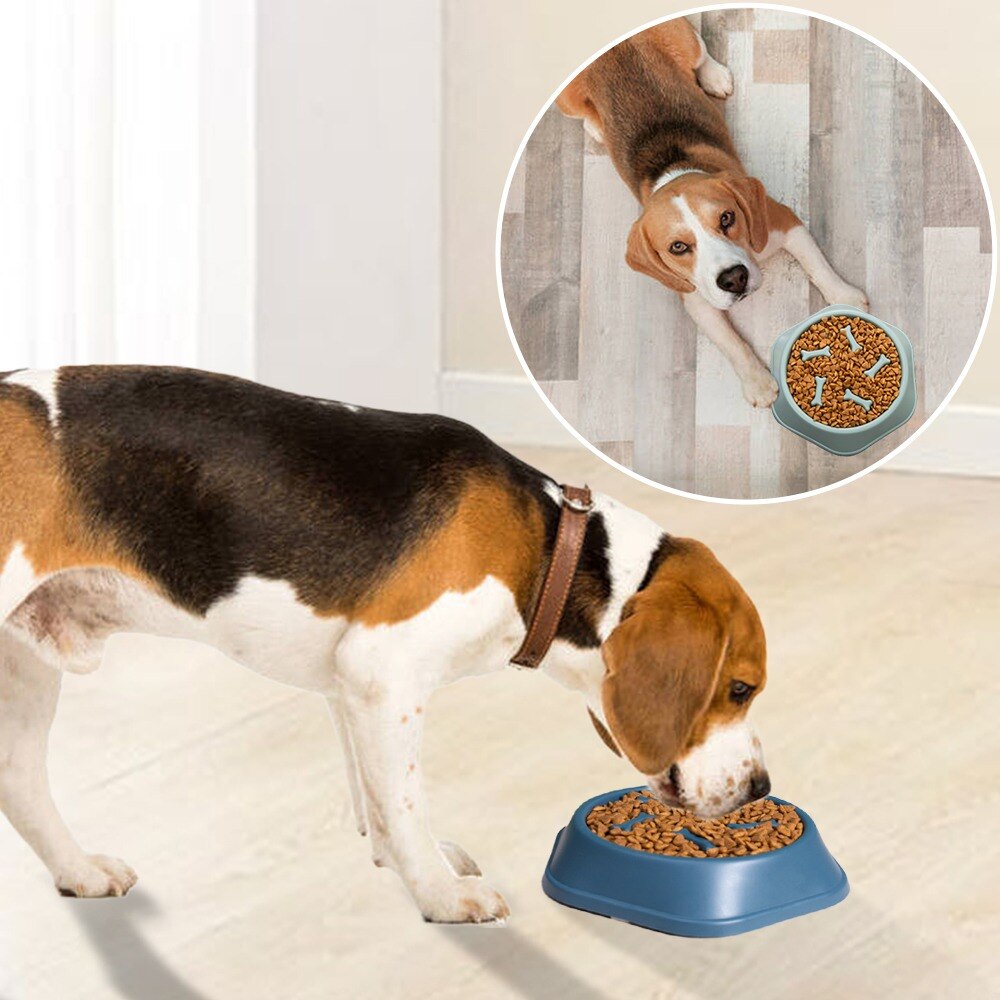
left=786, top=316, right=901, bottom=427
left=586, top=791, right=804, bottom=857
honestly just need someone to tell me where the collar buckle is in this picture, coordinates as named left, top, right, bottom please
left=561, top=486, right=593, bottom=514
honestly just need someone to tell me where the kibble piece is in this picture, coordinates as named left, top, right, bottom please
left=586, top=792, right=805, bottom=857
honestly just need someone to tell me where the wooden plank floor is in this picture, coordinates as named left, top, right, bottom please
left=500, top=12, right=992, bottom=499
left=1, top=451, right=998, bottom=998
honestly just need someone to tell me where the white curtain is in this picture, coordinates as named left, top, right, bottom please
left=0, top=0, right=254, bottom=376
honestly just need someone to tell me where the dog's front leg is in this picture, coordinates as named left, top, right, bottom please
left=763, top=205, right=869, bottom=309
left=327, top=695, right=368, bottom=837
left=339, top=687, right=507, bottom=924
left=683, top=293, right=779, bottom=408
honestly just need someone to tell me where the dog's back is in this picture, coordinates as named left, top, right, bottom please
left=572, top=24, right=737, bottom=195
left=0, top=366, right=552, bottom=622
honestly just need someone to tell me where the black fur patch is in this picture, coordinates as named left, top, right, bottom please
left=53, top=367, right=614, bottom=637
left=552, top=507, right=611, bottom=650
left=637, top=534, right=682, bottom=593
left=585, top=39, right=737, bottom=195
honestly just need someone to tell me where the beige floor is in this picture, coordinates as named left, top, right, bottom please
left=2, top=449, right=999, bottom=999
left=500, top=10, right=992, bottom=499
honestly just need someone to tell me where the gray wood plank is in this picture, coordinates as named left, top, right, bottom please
left=517, top=107, right=583, bottom=380
left=694, top=424, right=750, bottom=498
left=923, top=90, right=990, bottom=246
left=924, top=227, right=992, bottom=408
left=576, top=152, right=639, bottom=443
left=631, top=279, right=697, bottom=490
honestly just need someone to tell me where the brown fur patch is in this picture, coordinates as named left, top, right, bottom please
left=765, top=196, right=801, bottom=234
left=0, top=391, right=151, bottom=596
left=345, top=474, right=545, bottom=626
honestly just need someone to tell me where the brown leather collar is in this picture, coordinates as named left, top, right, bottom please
left=511, top=484, right=592, bottom=669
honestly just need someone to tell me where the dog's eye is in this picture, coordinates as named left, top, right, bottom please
left=720, top=210, right=735, bottom=231
left=730, top=680, right=755, bottom=704
left=668, top=241, right=689, bottom=255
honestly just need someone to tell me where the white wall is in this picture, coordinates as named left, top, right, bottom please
left=255, top=0, right=441, bottom=412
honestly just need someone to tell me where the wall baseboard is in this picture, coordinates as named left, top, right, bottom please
left=441, top=370, right=1000, bottom=480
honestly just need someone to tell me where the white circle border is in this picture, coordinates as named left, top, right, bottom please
left=494, top=2, right=997, bottom=506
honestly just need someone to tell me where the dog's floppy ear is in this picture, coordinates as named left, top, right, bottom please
left=588, top=707, right=622, bottom=757
left=722, top=174, right=769, bottom=253
left=625, top=216, right=695, bottom=293
left=600, top=587, right=725, bottom=774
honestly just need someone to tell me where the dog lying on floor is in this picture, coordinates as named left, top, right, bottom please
left=556, top=17, right=868, bottom=408
left=0, top=366, right=769, bottom=923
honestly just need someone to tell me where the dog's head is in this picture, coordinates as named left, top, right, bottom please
left=626, top=172, right=768, bottom=310
left=596, top=538, right=768, bottom=817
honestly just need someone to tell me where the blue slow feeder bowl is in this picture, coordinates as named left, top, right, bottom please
left=770, top=304, right=916, bottom=456
left=542, top=787, right=848, bottom=938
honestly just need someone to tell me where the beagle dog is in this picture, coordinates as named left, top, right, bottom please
left=556, top=19, right=869, bottom=407
left=0, top=366, right=768, bottom=923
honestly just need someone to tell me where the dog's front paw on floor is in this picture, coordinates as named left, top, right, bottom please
left=420, top=878, right=510, bottom=925
left=743, top=371, right=779, bottom=409
left=55, top=854, right=138, bottom=898
left=829, top=285, right=870, bottom=311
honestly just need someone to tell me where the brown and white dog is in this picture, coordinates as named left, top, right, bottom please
left=0, top=366, right=768, bottom=923
left=556, top=19, right=868, bottom=407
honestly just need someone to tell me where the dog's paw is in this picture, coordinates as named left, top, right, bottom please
left=697, top=60, right=734, bottom=99
left=55, top=854, right=138, bottom=898
left=439, top=841, right=482, bottom=878
left=742, top=370, right=779, bottom=409
left=828, top=285, right=869, bottom=311
left=419, top=877, right=510, bottom=925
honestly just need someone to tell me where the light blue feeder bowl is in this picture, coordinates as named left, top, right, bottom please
left=770, top=305, right=916, bottom=456
left=542, top=787, right=848, bottom=938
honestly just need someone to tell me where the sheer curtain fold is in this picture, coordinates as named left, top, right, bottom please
left=0, top=0, right=253, bottom=375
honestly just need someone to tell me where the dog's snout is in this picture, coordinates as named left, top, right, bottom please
left=750, top=772, right=771, bottom=800
left=716, top=264, right=749, bottom=295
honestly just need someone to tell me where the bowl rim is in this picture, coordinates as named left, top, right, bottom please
left=776, top=305, right=913, bottom=435
left=574, top=786, right=814, bottom=864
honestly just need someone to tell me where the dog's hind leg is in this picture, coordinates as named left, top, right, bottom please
left=0, top=630, right=137, bottom=896
left=556, top=76, right=604, bottom=145
left=693, top=30, right=734, bottom=99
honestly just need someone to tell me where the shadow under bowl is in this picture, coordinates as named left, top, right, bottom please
left=542, top=787, right=849, bottom=938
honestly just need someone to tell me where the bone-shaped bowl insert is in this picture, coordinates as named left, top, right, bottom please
left=770, top=305, right=916, bottom=457
left=542, top=787, right=849, bottom=938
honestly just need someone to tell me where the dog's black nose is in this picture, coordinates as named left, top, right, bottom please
left=717, top=264, right=749, bottom=295
left=750, top=772, right=771, bottom=800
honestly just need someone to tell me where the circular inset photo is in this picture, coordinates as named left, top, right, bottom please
left=498, top=6, right=994, bottom=501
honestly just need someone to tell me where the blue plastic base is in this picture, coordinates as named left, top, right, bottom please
left=542, top=788, right=849, bottom=938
